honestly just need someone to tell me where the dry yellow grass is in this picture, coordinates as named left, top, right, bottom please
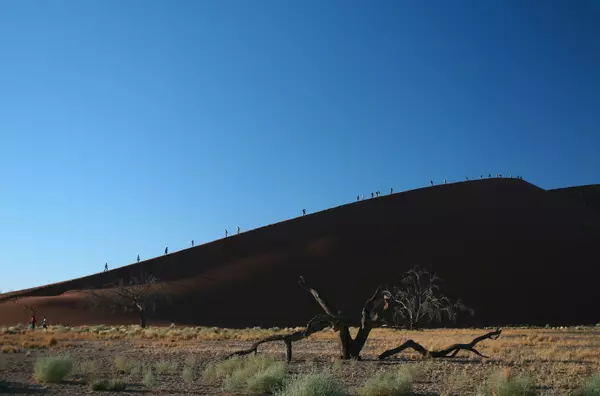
left=1, top=345, right=19, bottom=353
left=1, top=325, right=600, bottom=394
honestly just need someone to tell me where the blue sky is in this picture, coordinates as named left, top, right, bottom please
left=1, top=1, right=599, bottom=292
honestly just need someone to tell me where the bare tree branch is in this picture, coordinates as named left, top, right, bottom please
left=378, top=328, right=502, bottom=360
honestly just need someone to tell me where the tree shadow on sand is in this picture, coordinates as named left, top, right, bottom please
left=0, top=380, right=47, bottom=394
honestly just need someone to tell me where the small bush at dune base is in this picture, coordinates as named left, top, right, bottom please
left=357, top=369, right=413, bottom=396
left=33, top=355, right=74, bottom=383
left=576, top=374, right=600, bottom=396
left=90, top=378, right=127, bottom=391
left=276, top=371, right=347, bottom=396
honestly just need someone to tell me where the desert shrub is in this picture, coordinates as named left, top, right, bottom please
left=182, top=366, right=194, bottom=384
left=142, top=366, right=156, bottom=388
left=357, top=369, right=413, bottom=396
left=576, top=374, right=600, bottom=396
left=203, top=356, right=246, bottom=381
left=223, top=358, right=285, bottom=394
left=205, top=355, right=286, bottom=394
left=114, top=355, right=135, bottom=374
left=75, top=359, right=98, bottom=381
left=90, top=378, right=127, bottom=391
left=276, top=371, right=346, bottom=396
left=246, top=362, right=286, bottom=394
left=54, top=325, right=67, bottom=333
left=155, top=359, right=178, bottom=375
left=130, top=362, right=145, bottom=378
left=477, top=369, right=536, bottom=396
left=33, top=355, right=74, bottom=383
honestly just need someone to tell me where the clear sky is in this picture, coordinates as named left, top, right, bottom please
left=1, top=1, right=599, bottom=292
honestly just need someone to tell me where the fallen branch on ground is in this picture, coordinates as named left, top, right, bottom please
left=377, top=328, right=502, bottom=360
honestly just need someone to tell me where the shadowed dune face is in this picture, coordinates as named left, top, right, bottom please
left=1, top=179, right=599, bottom=328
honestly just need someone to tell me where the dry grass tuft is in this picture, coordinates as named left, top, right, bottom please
left=1, top=345, right=19, bottom=353
left=33, top=355, right=74, bottom=383
left=356, top=368, right=413, bottom=396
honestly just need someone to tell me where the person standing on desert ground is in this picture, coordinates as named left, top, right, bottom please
left=302, top=209, right=306, bottom=216
left=104, top=263, right=108, bottom=272
left=191, top=240, right=194, bottom=247
left=42, top=318, right=47, bottom=330
left=357, top=195, right=360, bottom=201
left=361, top=193, right=364, bottom=200
left=137, top=255, right=140, bottom=263
left=430, top=180, right=434, bottom=186
left=371, top=192, right=374, bottom=198
left=225, top=229, right=228, bottom=237
left=466, top=176, right=469, bottom=181
left=164, top=247, right=168, bottom=255
left=444, top=178, right=447, bottom=184
left=237, top=226, right=240, bottom=234
left=30, top=315, right=36, bottom=330
left=390, top=188, right=393, bottom=194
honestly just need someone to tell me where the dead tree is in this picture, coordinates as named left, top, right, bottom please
left=389, top=266, right=472, bottom=329
left=228, top=277, right=395, bottom=361
left=87, top=272, right=163, bottom=328
left=378, top=328, right=502, bottom=359
left=229, top=275, right=494, bottom=362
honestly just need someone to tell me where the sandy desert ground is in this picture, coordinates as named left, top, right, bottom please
left=2, top=325, right=600, bottom=395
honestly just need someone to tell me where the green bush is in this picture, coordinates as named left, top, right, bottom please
left=90, top=378, right=127, bottom=391
left=203, top=356, right=246, bottom=381
left=357, top=370, right=413, bottom=396
left=114, top=356, right=135, bottom=374
left=155, top=359, right=178, bottom=375
left=276, top=371, right=347, bottom=396
left=33, top=355, right=74, bottom=383
left=142, top=366, right=156, bottom=388
left=205, top=355, right=286, bottom=394
left=576, top=374, right=600, bottom=396
left=477, top=369, right=536, bottom=396
left=182, top=366, right=194, bottom=384
left=246, top=362, right=286, bottom=394
left=75, top=359, right=98, bottom=382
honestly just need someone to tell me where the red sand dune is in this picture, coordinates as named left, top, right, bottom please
left=1, top=179, right=599, bottom=328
